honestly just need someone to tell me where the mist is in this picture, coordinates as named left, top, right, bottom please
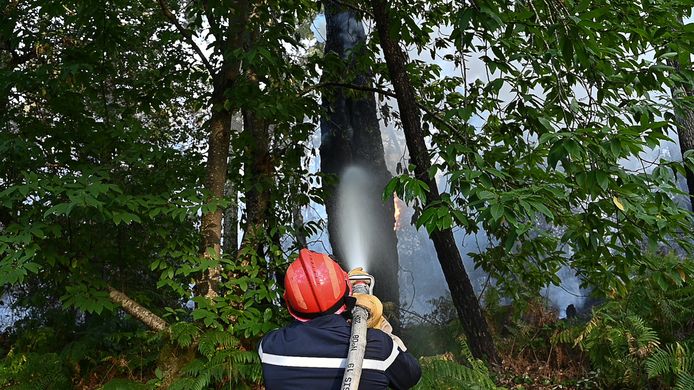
left=335, top=166, right=379, bottom=271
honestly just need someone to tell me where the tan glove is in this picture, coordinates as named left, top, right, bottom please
left=353, top=293, right=383, bottom=328
left=348, top=267, right=369, bottom=277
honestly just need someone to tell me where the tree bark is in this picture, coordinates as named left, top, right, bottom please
left=108, top=286, right=168, bottom=332
left=240, top=106, right=272, bottom=253
left=199, top=82, right=233, bottom=298
left=669, top=58, right=694, bottom=209
left=196, top=1, right=249, bottom=299
left=369, top=0, right=500, bottom=364
left=320, top=1, right=400, bottom=315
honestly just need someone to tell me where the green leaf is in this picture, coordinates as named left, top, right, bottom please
left=596, top=170, right=609, bottom=191
left=43, top=203, right=75, bottom=217
left=490, top=203, right=504, bottom=221
left=533, top=202, right=554, bottom=220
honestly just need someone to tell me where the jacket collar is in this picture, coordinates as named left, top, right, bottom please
left=292, top=314, right=350, bottom=329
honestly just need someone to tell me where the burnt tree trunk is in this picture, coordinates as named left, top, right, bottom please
left=370, top=0, right=500, bottom=364
left=670, top=58, right=694, bottom=209
left=320, top=1, right=400, bottom=314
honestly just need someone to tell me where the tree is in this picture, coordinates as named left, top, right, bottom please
left=366, top=0, right=693, bottom=360
left=320, top=0, right=400, bottom=314
left=368, top=0, right=500, bottom=364
left=672, top=58, right=694, bottom=209
left=667, top=15, right=694, bottom=209
left=0, top=0, right=318, bottom=385
left=156, top=0, right=250, bottom=299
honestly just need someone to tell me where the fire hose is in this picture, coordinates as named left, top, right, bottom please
left=341, top=271, right=375, bottom=390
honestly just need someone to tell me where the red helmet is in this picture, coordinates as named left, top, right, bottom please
left=284, top=249, right=351, bottom=321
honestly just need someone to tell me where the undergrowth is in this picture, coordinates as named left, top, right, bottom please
left=564, top=253, right=694, bottom=389
left=2, top=253, right=692, bottom=389
left=413, top=337, right=502, bottom=390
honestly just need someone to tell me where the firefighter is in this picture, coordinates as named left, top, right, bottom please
left=259, top=248, right=421, bottom=389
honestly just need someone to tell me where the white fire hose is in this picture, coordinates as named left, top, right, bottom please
left=341, top=273, right=374, bottom=390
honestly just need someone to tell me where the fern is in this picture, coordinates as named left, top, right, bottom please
left=415, top=357, right=500, bottom=390
left=414, top=339, right=501, bottom=390
left=676, top=371, right=694, bottom=390
left=646, top=343, right=694, bottom=380
left=624, top=316, right=660, bottom=358
left=197, top=330, right=238, bottom=358
left=169, top=322, right=200, bottom=348
left=575, top=312, right=661, bottom=387
left=169, top=331, right=261, bottom=390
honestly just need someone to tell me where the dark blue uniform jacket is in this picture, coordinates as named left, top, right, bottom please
left=259, top=314, right=421, bottom=389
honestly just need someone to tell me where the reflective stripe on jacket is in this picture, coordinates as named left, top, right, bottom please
left=259, top=314, right=421, bottom=390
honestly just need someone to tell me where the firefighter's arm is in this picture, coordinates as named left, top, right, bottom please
left=384, top=346, right=422, bottom=390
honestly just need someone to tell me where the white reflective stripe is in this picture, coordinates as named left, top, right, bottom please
left=259, top=340, right=401, bottom=371
left=262, top=352, right=348, bottom=369
left=381, top=339, right=400, bottom=370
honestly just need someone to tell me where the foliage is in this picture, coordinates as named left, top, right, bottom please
left=384, top=0, right=694, bottom=305
left=1, top=0, right=308, bottom=385
left=646, top=343, right=694, bottom=389
left=569, top=253, right=694, bottom=388
left=414, top=339, right=503, bottom=390
left=0, top=317, right=160, bottom=389
left=402, top=295, right=465, bottom=358
left=0, top=352, right=71, bottom=390
left=576, top=313, right=660, bottom=386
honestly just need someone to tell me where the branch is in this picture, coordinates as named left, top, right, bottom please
left=108, top=286, right=168, bottom=332
left=157, top=0, right=215, bottom=76
left=10, top=49, right=36, bottom=67
left=201, top=0, right=222, bottom=44
left=306, top=81, right=397, bottom=98
left=331, top=0, right=374, bottom=19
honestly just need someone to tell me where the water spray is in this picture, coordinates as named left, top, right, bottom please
left=336, top=166, right=380, bottom=388
left=337, top=166, right=376, bottom=271
left=341, top=269, right=375, bottom=390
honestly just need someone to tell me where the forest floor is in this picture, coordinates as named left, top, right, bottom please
left=404, top=300, right=599, bottom=389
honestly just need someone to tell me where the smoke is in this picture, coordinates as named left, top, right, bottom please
left=542, top=266, right=588, bottom=318
left=309, top=12, right=688, bottom=321
left=336, top=166, right=378, bottom=271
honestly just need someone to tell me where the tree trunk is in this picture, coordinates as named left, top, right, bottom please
left=369, top=0, right=500, bottom=364
left=320, top=1, right=400, bottom=316
left=670, top=58, right=694, bottom=209
left=199, top=82, right=232, bottom=298
left=240, top=106, right=272, bottom=254
left=197, top=1, right=249, bottom=299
